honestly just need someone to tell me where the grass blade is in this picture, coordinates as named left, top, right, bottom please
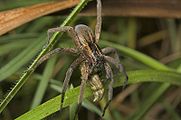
left=31, top=57, right=56, bottom=108
left=15, top=69, right=181, bottom=120
left=100, top=40, right=172, bottom=71
left=0, top=39, right=31, bottom=56
left=0, top=35, right=45, bottom=81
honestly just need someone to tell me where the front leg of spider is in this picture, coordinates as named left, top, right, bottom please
left=36, top=48, right=78, bottom=68
left=47, top=26, right=79, bottom=46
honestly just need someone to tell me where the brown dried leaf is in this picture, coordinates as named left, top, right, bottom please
left=0, top=0, right=80, bottom=36
left=80, top=0, right=181, bottom=18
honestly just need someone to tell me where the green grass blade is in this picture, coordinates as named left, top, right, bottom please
left=69, top=102, right=78, bottom=120
left=15, top=70, right=181, bottom=120
left=82, top=99, right=102, bottom=116
left=31, top=57, right=56, bottom=108
left=0, top=39, right=32, bottom=56
left=16, top=86, right=92, bottom=120
left=114, top=70, right=181, bottom=86
left=0, top=33, right=38, bottom=43
left=0, top=35, right=45, bottom=81
left=100, top=40, right=172, bottom=71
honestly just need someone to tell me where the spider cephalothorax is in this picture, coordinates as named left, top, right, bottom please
left=37, top=0, right=128, bottom=118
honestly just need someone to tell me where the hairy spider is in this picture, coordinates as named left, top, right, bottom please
left=37, top=0, right=128, bottom=118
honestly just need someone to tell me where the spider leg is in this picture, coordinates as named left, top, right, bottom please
left=95, top=0, right=102, bottom=43
left=60, top=56, right=84, bottom=110
left=47, top=26, right=80, bottom=47
left=36, top=48, right=78, bottom=68
left=74, top=62, right=89, bottom=120
left=101, top=62, right=114, bottom=118
left=104, top=55, right=128, bottom=89
left=102, top=47, right=120, bottom=63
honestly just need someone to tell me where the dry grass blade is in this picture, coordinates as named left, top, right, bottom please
left=0, top=0, right=79, bottom=36
left=80, top=0, right=181, bottom=18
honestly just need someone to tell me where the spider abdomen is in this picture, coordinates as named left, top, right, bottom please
left=80, top=62, right=104, bottom=102
left=89, top=74, right=104, bottom=102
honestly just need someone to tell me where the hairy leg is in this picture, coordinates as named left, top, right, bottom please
left=95, top=0, right=102, bottom=43
left=36, top=48, right=78, bottom=68
left=60, top=56, right=84, bottom=109
left=74, top=62, right=89, bottom=120
left=101, top=62, right=114, bottom=117
left=47, top=26, right=80, bottom=47
left=104, top=55, right=128, bottom=89
left=102, top=47, right=120, bottom=63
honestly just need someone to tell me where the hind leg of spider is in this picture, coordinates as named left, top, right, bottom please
left=60, top=56, right=84, bottom=111
left=102, top=47, right=120, bottom=65
left=102, top=47, right=128, bottom=88
left=101, top=62, right=114, bottom=118
left=95, top=0, right=102, bottom=43
left=104, top=55, right=128, bottom=89
left=73, top=62, right=89, bottom=120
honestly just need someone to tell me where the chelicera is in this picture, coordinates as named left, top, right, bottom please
left=37, top=0, right=128, bottom=118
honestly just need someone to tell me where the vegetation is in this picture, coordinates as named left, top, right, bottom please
left=0, top=0, right=180, bottom=120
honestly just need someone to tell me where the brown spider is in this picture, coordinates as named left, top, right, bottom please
left=37, top=0, right=128, bottom=118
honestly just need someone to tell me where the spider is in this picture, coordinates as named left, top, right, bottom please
left=37, top=0, right=128, bottom=118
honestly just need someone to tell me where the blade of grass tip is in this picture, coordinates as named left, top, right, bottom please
left=31, top=56, right=56, bottom=108
left=15, top=69, right=181, bottom=120
left=0, top=0, right=92, bottom=114
left=0, top=35, right=46, bottom=81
